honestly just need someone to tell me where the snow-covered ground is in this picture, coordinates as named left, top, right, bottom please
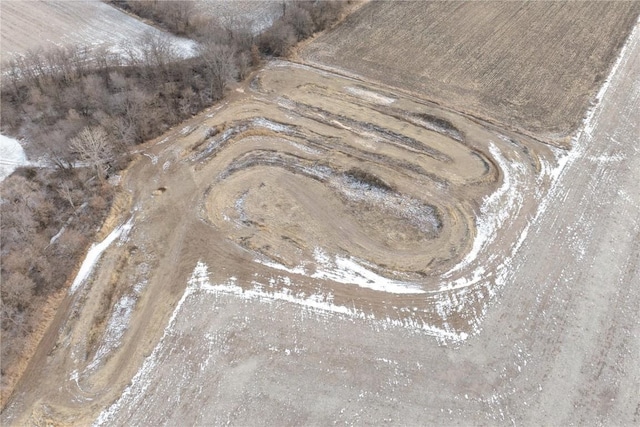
left=345, top=86, right=396, bottom=105
left=0, top=134, right=29, bottom=182
left=0, top=0, right=196, bottom=62
left=258, top=249, right=427, bottom=295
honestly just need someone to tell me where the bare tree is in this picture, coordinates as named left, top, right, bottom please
left=285, top=4, right=314, bottom=40
left=24, top=48, right=47, bottom=87
left=259, top=21, right=297, bottom=56
left=157, top=0, right=196, bottom=35
left=83, top=74, right=110, bottom=111
left=1, top=57, right=25, bottom=99
left=236, top=51, right=252, bottom=80
left=138, top=30, right=179, bottom=76
left=58, top=180, right=83, bottom=210
left=197, top=43, right=238, bottom=100
left=69, top=126, right=114, bottom=182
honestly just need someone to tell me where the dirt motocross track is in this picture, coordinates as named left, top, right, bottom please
left=2, top=4, right=640, bottom=427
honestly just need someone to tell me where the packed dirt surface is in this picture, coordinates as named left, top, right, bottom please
left=302, top=1, right=640, bottom=144
left=0, top=0, right=195, bottom=61
left=2, top=6, right=639, bottom=427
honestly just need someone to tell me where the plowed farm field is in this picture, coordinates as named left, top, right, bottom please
left=302, top=1, right=640, bottom=143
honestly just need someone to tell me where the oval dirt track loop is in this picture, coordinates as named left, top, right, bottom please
left=179, top=61, right=558, bottom=334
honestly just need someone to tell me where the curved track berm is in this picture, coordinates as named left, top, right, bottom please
left=182, top=62, right=558, bottom=335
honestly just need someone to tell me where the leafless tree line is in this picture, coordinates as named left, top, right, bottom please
left=259, top=1, right=346, bottom=56
left=1, top=31, right=246, bottom=170
left=1, top=0, right=348, bottom=180
left=109, top=0, right=198, bottom=36
left=110, top=0, right=346, bottom=56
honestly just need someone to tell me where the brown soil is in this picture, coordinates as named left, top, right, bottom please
left=301, top=1, right=640, bottom=143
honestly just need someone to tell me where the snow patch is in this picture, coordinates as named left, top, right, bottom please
left=93, top=259, right=199, bottom=427
left=258, top=248, right=426, bottom=294
left=142, top=153, right=158, bottom=165
left=94, top=259, right=467, bottom=425
left=86, top=294, right=137, bottom=372
left=49, top=227, right=67, bottom=245
left=69, top=217, right=134, bottom=294
left=345, top=86, right=396, bottom=105
left=442, top=143, right=525, bottom=281
left=251, top=117, right=293, bottom=133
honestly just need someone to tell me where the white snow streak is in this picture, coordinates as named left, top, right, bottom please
left=86, top=294, right=137, bottom=372
left=442, top=143, right=524, bottom=282
left=258, top=248, right=426, bottom=294
left=93, top=259, right=199, bottom=427
left=345, top=86, right=396, bottom=105
left=93, top=256, right=469, bottom=425
left=69, top=217, right=134, bottom=294
left=0, top=134, right=29, bottom=181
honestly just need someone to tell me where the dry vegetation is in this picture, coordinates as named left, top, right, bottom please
left=302, top=1, right=640, bottom=142
left=110, top=0, right=345, bottom=56
left=195, top=0, right=285, bottom=33
left=1, top=33, right=247, bottom=157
